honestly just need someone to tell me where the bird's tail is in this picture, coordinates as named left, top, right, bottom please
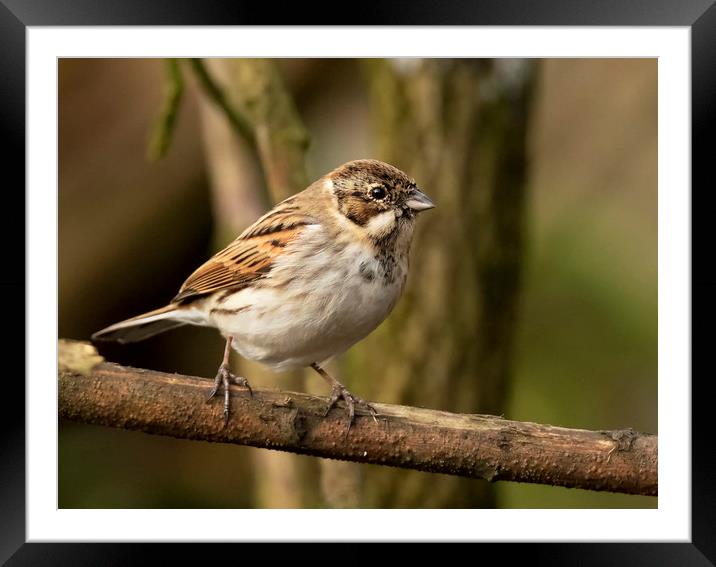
left=91, top=304, right=186, bottom=344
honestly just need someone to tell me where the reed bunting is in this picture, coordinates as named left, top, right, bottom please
left=93, top=159, right=435, bottom=426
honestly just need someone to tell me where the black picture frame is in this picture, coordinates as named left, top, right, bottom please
left=2, top=0, right=711, bottom=563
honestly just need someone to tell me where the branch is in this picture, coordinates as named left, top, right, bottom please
left=226, top=59, right=310, bottom=201
left=187, top=58, right=310, bottom=207
left=58, top=340, right=657, bottom=497
left=187, top=58, right=256, bottom=146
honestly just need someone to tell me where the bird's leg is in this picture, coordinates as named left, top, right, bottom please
left=206, top=337, right=253, bottom=423
left=310, top=363, right=378, bottom=429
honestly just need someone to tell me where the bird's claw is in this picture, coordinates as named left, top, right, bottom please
left=231, top=374, right=253, bottom=398
left=325, top=385, right=378, bottom=430
left=206, top=364, right=252, bottom=424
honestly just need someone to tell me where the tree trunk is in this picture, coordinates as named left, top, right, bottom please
left=332, top=58, right=537, bottom=507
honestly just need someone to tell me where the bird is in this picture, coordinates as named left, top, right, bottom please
left=92, top=159, right=435, bottom=427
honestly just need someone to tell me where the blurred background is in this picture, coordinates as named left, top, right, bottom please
left=59, top=58, right=656, bottom=509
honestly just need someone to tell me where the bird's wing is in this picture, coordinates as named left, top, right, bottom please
left=173, top=198, right=317, bottom=303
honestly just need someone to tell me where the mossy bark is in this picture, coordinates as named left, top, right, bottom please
left=335, top=59, right=537, bottom=507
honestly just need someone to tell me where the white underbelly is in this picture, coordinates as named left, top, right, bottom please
left=206, top=246, right=406, bottom=371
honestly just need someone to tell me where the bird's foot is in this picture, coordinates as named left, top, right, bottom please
left=324, top=384, right=378, bottom=430
left=206, top=363, right=253, bottom=424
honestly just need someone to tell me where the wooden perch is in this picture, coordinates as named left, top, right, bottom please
left=58, top=339, right=657, bottom=497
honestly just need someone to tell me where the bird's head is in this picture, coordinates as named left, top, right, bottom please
left=327, top=159, right=434, bottom=242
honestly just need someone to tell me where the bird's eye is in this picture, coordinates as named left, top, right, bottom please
left=370, top=186, right=386, bottom=200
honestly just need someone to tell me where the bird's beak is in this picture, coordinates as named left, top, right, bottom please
left=405, top=188, right=435, bottom=212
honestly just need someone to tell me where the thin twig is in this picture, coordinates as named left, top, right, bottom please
left=59, top=340, right=657, bottom=497
left=146, top=58, right=185, bottom=161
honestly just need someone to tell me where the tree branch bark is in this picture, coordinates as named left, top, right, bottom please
left=59, top=340, right=657, bottom=497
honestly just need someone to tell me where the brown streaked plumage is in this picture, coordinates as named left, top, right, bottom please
left=93, top=159, right=435, bottom=427
left=173, top=199, right=317, bottom=303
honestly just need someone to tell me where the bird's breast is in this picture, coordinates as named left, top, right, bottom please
left=206, top=232, right=408, bottom=370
